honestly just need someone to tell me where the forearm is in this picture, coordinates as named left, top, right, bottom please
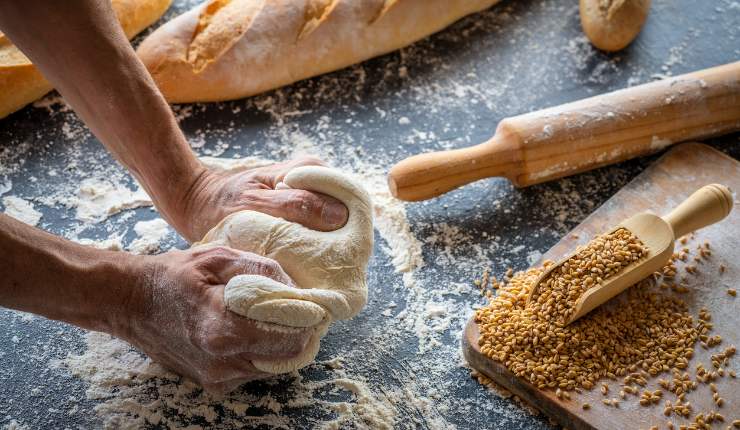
left=0, top=0, right=204, bottom=223
left=0, top=214, right=142, bottom=334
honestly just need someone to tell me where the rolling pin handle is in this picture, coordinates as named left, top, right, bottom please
left=388, top=131, right=521, bottom=201
left=662, top=184, right=734, bottom=239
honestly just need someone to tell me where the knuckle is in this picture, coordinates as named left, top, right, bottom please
left=289, top=190, right=321, bottom=216
left=295, top=155, right=325, bottom=167
left=202, top=246, right=239, bottom=267
left=193, top=244, right=232, bottom=261
left=209, top=245, right=236, bottom=258
left=237, top=190, right=266, bottom=207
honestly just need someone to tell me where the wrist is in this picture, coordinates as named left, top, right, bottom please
left=160, top=166, right=220, bottom=242
left=93, top=252, right=151, bottom=338
left=55, top=249, right=146, bottom=336
left=142, top=160, right=211, bottom=243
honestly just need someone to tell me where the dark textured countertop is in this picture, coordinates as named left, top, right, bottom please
left=1, top=0, right=738, bottom=428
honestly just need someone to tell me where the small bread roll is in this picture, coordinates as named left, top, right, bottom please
left=579, top=0, right=650, bottom=52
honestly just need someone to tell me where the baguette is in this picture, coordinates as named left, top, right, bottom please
left=0, top=0, right=172, bottom=119
left=137, top=0, right=501, bottom=103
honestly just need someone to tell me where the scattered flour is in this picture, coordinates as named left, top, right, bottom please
left=2, top=195, right=42, bottom=226
left=0, top=178, right=10, bottom=195
left=1, top=420, right=31, bottom=430
left=128, top=218, right=170, bottom=255
left=74, top=236, right=124, bottom=251
left=74, top=179, right=152, bottom=223
left=58, top=332, right=397, bottom=429
left=526, top=250, right=543, bottom=266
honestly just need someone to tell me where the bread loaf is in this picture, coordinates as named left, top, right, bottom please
left=0, top=0, right=172, bottom=119
left=137, top=0, right=501, bottom=103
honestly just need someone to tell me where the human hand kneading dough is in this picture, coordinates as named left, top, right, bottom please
left=175, top=156, right=348, bottom=243
left=0, top=0, right=351, bottom=392
left=125, top=246, right=312, bottom=393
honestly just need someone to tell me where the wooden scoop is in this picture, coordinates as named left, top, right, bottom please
left=528, top=184, right=734, bottom=325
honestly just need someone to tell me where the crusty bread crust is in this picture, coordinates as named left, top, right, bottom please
left=0, top=33, right=54, bottom=119
left=137, top=0, right=501, bottom=103
left=0, top=0, right=172, bottom=119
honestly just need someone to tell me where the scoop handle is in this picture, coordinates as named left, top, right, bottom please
left=663, top=184, right=734, bottom=239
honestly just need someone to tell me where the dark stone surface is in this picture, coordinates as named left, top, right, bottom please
left=0, top=0, right=737, bottom=428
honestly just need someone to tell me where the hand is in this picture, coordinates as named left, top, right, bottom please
left=116, top=245, right=310, bottom=393
left=169, top=157, right=349, bottom=242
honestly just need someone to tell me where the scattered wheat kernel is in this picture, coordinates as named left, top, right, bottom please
left=728, top=289, right=737, bottom=296
left=582, top=403, right=590, bottom=410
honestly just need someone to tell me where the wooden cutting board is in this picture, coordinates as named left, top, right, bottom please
left=463, top=142, right=740, bottom=430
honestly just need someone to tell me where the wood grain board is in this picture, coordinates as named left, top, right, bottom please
left=463, top=143, right=740, bottom=430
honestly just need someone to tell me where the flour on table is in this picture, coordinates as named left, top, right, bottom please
left=128, top=218, right=171, bottom=255
left=1, top=420, right=31, bottom=430
left=74, top=178, right=152, bottom=223
left=59, top=332, right=396, bottom=429
left=74, top=236, right=124, bottom=251
left=0, top=178, right=11, bottom=196
left=2, top=196, right=42, bottom=226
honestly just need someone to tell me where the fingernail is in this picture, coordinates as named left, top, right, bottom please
left=323, top=203, right=348, bottom=228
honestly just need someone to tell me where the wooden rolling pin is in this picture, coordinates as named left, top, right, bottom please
left=388, top=61, right=740, bottom=201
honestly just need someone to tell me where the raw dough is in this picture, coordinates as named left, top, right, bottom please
left=195, top=165, right=373, bottom=373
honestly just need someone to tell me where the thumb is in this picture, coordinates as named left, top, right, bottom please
left=241, top=188, right=348, bottom=232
